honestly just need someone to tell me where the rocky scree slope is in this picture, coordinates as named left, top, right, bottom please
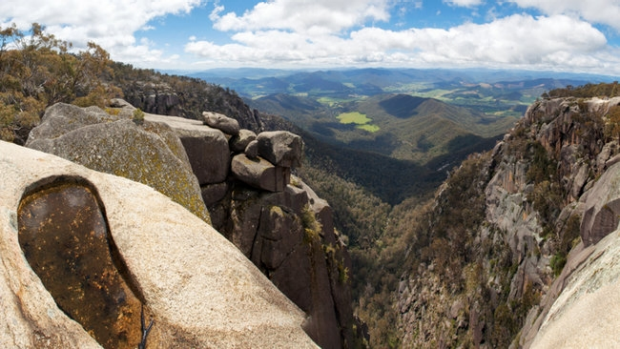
left=22, top=101, right=354, bottom=349
left=394, top=96, right=620, bottom=348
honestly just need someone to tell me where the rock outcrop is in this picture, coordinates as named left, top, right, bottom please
left=528, top=228, right=620, bottom=348
left=231, top=154, right=291, bottom=192
left=580, top=161, right=620, bottom=246
left=0, top=141, right=318, bottom=348
left=202, top=111, right=240, bottom=136
left=140, top=105, right=353, bottom=349
left=144, top=113, right=231, bottom=186
left=256, top=131, right=304, bottom=168
left=25, top=103, right=210, bottom=224
left=120, top=79, right=268, bottom=132
left=221, top=178, right=353, bottom=349
left=23, top=100, right=354, bottom=349
left=395, top=96, right=620, bottom=348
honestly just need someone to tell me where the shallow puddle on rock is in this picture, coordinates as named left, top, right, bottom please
left=18, top=182, right=143, bottom=349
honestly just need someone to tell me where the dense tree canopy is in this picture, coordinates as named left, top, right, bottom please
left=0, top=23, right=120, bottom=143
left=543, top=81, right=620, bottom=99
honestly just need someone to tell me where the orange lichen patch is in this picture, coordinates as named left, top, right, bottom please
left=18, top=183, right=143, bottom=349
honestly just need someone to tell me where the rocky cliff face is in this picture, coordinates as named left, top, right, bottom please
left=120, top=78, right=268, bottom=132
left=21, top=101, right=354, bottom=348
left=395, top=96, right=620, bottom=348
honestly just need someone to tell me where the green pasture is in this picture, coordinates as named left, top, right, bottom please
left=337, top=112, right=380, bottom=133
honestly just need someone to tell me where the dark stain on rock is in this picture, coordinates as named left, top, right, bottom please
left=18, top=179, right=143, bottom=349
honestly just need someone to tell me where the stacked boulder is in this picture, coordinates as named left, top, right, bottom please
left=231, top=131, right=302, bottom=193
left=156, top=110, right=353, bottom=349
left=24, top=101, right=353, bottom=349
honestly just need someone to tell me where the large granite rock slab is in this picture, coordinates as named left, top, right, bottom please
left=145, top=113, right=231, bottom=185
left=580, top=162, right=620, bottom=246
left=18, top=182, right=143, bottom=349
left=25, top=103, right=210, bottom=224
left=529, top=229, right=620, bottom=348
left=0, top=141, right=317, bottom=348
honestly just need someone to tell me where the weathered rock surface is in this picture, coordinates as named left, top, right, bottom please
left=245, top=139, right=259, bottom=159
left=202, top=111, right=240, bottom=136
left=0, top=140, right=318, bottom=348
left=529, top=229, right=620, bottom=348
left=145, top=113, right=230, bottom=186
left=201, top=182, right=228, bottom=206
left=25, top=103, right=210, bottom=224
left=230, top=129, right=257, bottom=153
left=580, top=161, right=620, bottom=246
left=223, top=178, right=353, bottom=349
left=396, top=97, right=620, bottom=348
left=257, top=131, right=304, bottom=168
left=19, top=182, right=143, bottom=349
left=21, top=100, right=354, bottom=348
left=231, top=154, right=290, bottom=192
left=120, top=81, right=184, bottom=117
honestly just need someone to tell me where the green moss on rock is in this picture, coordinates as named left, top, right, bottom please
left=26, top=104, right=211, bottom=224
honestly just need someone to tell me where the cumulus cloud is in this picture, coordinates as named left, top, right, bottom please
left=210, top=0, right=391, bottom=35
left=186, top=13, right=611, bottom=72
left=0, top=0, right=203, bottom=65
left=508, top=0, right=620, bottom=31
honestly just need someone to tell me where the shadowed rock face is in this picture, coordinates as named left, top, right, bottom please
left=18, top=182, right=143, bottom=349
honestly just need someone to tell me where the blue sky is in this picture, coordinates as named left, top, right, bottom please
left=2, top=0, right=620, bottom=75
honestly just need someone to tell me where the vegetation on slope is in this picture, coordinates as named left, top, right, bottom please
left=0, top=23, right=120, bottom=143
left=351, top=87, right=620, bottom=348
left=250, top=92, right=514, bottom=165
left=543, top=81, right=620, bottom=98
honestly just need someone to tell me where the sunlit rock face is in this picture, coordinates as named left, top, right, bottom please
left=18, top=181, right=143, bottom=349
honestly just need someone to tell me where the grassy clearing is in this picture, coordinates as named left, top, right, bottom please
left=358, top=124, right=380, bottom=132
left=337, top=112, right=380, bottom=133
left=338, top=112, right=372, bottom=124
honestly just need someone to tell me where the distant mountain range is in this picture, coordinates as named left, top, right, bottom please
left=181, top=67, right=617, bottom=202
left=188, top=68, right=615, bottom=99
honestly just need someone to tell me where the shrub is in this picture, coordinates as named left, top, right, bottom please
left=132, top=108, right=145, bottom=125
left=301, top=204, right=322, bottom=243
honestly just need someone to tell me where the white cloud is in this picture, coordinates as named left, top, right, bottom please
left=443, top=0, right=484, bottom=7
left=186, top=14, right=615, bottom=72
left=0, top=0, right=204, bottom=66
left=210, top=0, right=391, bottom=35
left=508, top=0, right=620, bottom=31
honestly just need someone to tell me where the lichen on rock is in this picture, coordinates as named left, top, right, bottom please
left=26, top=103, right=210, bottom=224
